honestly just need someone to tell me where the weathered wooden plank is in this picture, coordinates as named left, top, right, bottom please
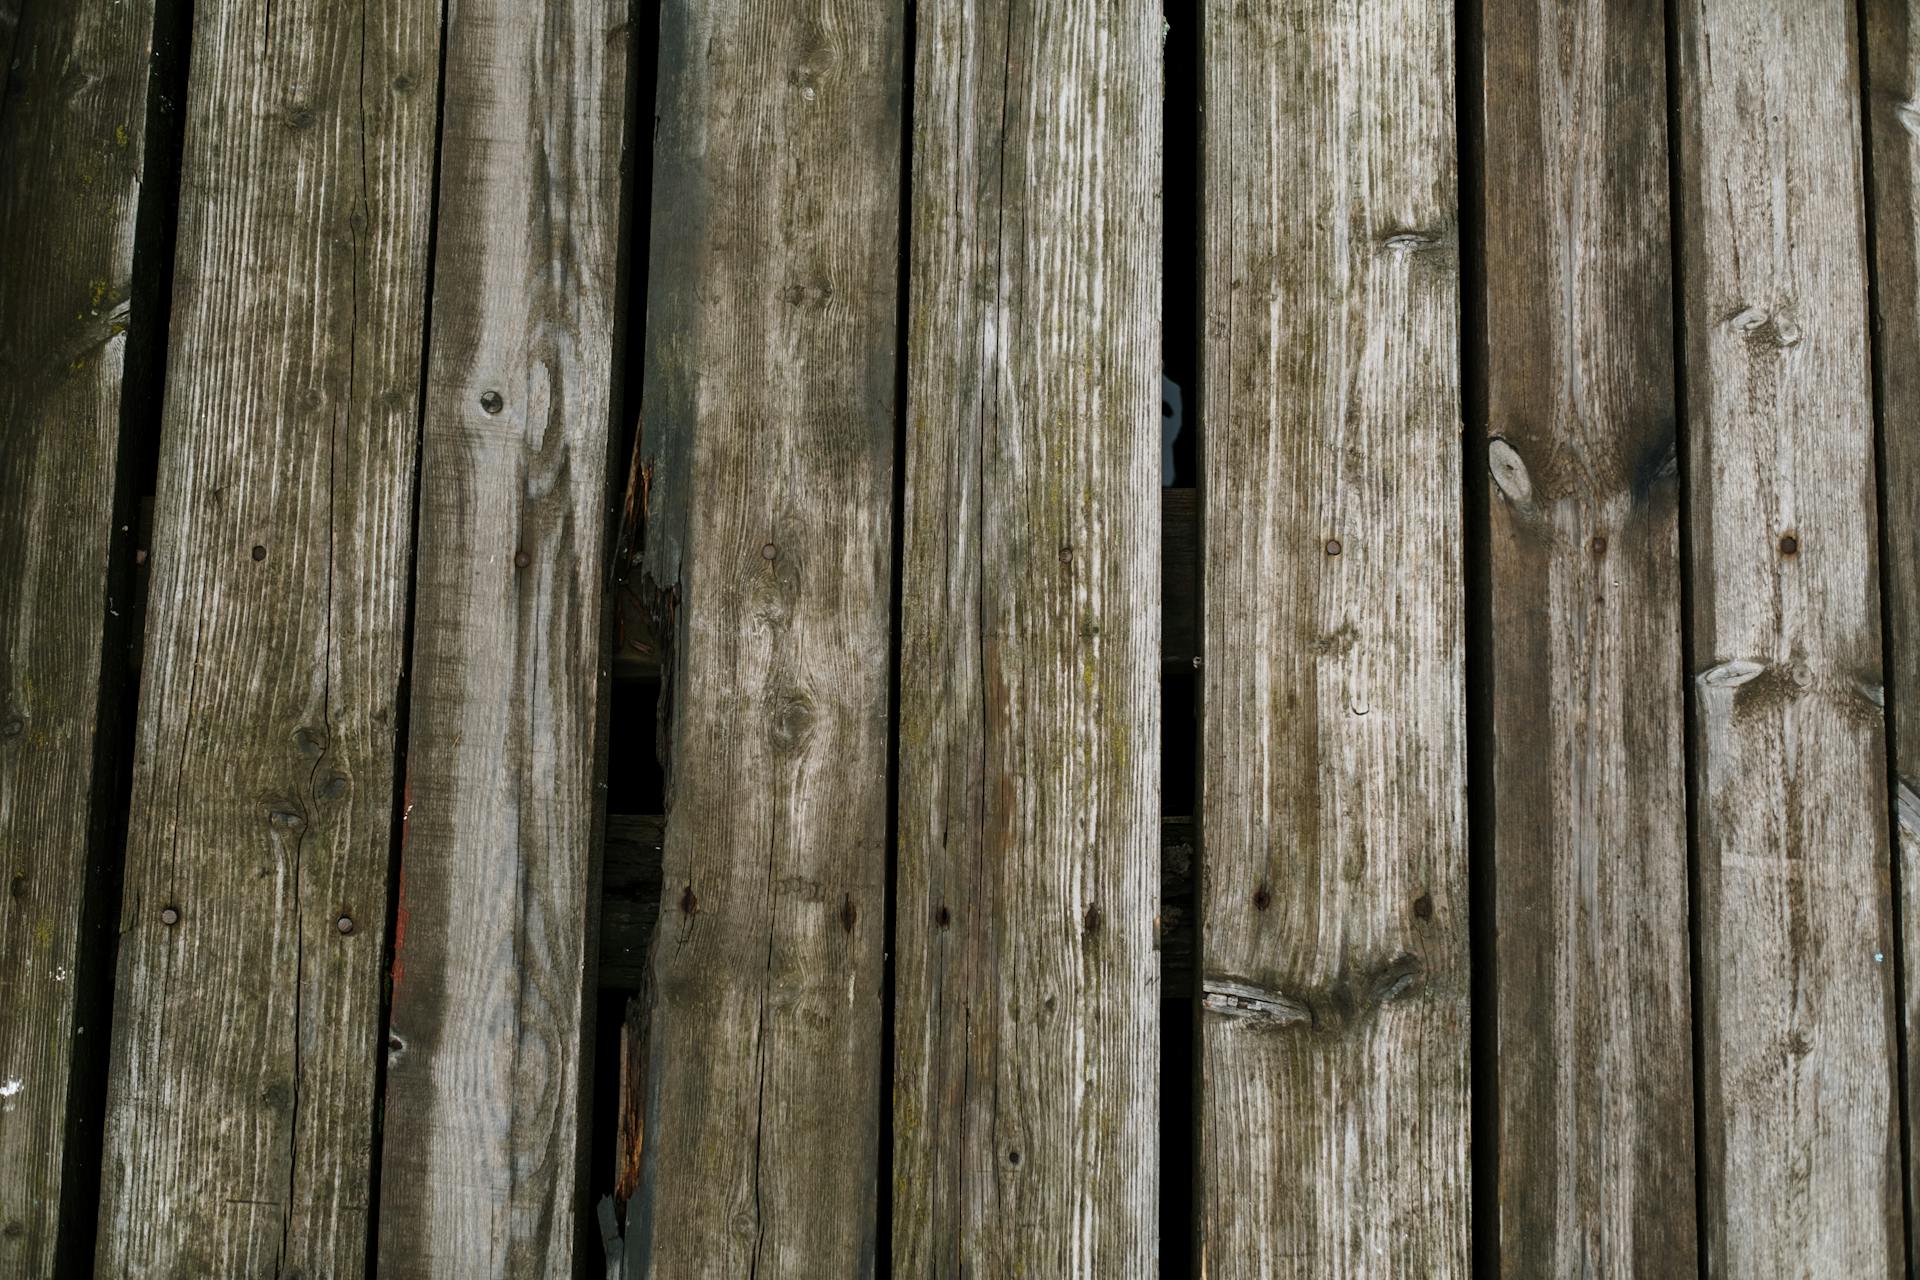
left=1863, top=5, right=1920, bottom=1267
left=600, top=815, right=1196, bottom=993
left=627, top=3, right=904, bottom=1272
left=1671, top=1, right=1903, bottom=1273
left=891, top=2, right=1161, bottom=1272
left=619, top=486, right=1191, bottom=682
left=1478, top=0, right=1697, bottom=1271
left=94, top=1, right=440, bottom=1273
left=0, top=0, right=168, bottom=1269
left=375, top=1, right=628, bottom=1274
left=1197, top=3, right=1468, bottom=1275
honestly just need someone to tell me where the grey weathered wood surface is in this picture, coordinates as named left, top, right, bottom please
left=1671, top=1, right=1902, bottom=1274
left=376, top=0, right=627, bottom=1274
left=891, top=2, right=1161, bottom=1272
left=618, top=488, right=1194, bottom=682
left=1197, top=2, right=1469, bottom=1275
left=1479, top=0, right=1697, bottom=1271
left=628, top=2, right=904, bottom=1272
left=599, top=815, right=1196, bottom=993
left=0, top=0, right=162, bottom=1269
left=93, top=0, right=440, bottom=1273
left=1864, top=4, right=1920, bottom=1265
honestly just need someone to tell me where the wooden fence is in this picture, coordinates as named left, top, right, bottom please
left=1, top=0, right=1917, bottom=1275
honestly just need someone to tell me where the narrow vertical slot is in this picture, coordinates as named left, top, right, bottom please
left=1661, top=0, right=1711, bottom=1273
left=589, top=0, right=665, bottom=1261
left=878, top=0, right=919, bottom=1274
left=1453, top=0, right=1497, bottom=1275
left=1162, top=1, right=1202, bottom=1274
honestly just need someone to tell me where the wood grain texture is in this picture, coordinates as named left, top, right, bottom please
left=1478, top=0, right=1697, bottom=1272
left=598, top=814, right=1197, bottom=990
left=1197, top=3, right=1468, bottom=1275
left=375, top=0, right=628, bottom=1274
left=1671, top=1, right=1903, bottom=1274
left=890, top=3, right=1161, bottom=1272
left=93, top=0, right=440, bottom=1273
left=628, top=3, right=904, bottom=1273
left=1863, top=4, right=1920, bottom=1267
left=0, top=0, right=163, bottom=1268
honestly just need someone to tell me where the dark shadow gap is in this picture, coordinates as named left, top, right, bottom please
left=57, top=0, right=193, bottom=1271
left=1164, top=3, right=1203, bottom=1276
left=1662, top=1, right=1712, bottom=1275
left=1455, top=0, right=1496, bottom=1276
left=365, top=0, right=451, bottom=1268
left=1854, top=0, right=1918, bottom=1272
left=876, top=2, right=917, bottom=1274
left=587, top=0, right=663, bottom=1267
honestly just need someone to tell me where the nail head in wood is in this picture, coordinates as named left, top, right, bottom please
left=479, top=390, right=504, bottom=414
left=250, top=544, right=266, bottom=561
left=160, top=906, right=180, bottom=926
left=1324, top=538, right=1342, bottom=556
left=514, top=550, right=531, bottom=568
left=336, top=914, right=354, bottom=935
left=1778, top=533, right=1799, bottom=556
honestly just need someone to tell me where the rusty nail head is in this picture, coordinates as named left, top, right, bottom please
left=1779, top=533, right=1799, bottom=556
left=514, top=549, right=531, bottom=568
left=761, top=542, right=777, bottom=561
left=1590, top=535, right=1607, bottom=555
left=336, top=915, right=355, bottom=935
left=251, top=545, right=267, bottom=562
left=160, top=906, right=180, bottom=926
left=1324, top=538, right=1342, bottom=556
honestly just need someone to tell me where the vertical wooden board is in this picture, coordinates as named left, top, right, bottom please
left=94, top=1, right=439, bottom=1274
left=1672, top=1, right=1903, bottom=1274
left=0, top=0, right=161, bottom=1269
left=629, top=2, right=903, bottom=1273
left=1197, top=3, right=1469, bottom=1276
left=1478, top=0, right=1697, bottom=1272
left=890, top=2, right=1161, bottom=1274
left=376, top=1, right=627, bottom=1274
left=1863, top=2, right=1920, bottom=1262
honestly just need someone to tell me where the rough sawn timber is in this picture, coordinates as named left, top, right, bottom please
left=374, top=0, right=628, bottom=1274
left=1671, top=0, right=1902, bottom=1273
left=1197, top=2, right=1470, bottom=1275
left=890, top=1, right=1163, bottom=1273
left=627, top=1, right=905, bottom=1272
left=0, top=0, right=166, bottom=1269
left=93, top=0, right=440, bottom=1273
left=1479, top=0, right=1698, bottom=1271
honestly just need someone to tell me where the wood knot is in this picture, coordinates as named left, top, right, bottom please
left=935, top=904, right=951, bottom=930
left=1252, top=885, right=1272, bottom=912
left=1487, top=437, right=1534, bottom=509
left=840, top=894, right=857, bottom=933
left=679, top=884, right=698, bottom=917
